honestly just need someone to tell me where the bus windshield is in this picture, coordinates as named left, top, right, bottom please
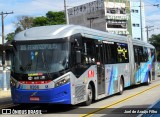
left=13, top=42, right=70, bottom=74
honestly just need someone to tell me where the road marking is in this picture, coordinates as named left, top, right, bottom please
left=80, top=84, right=160, bottom=117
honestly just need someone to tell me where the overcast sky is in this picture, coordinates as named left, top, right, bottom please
left=0, top=0, right=160, bottom=37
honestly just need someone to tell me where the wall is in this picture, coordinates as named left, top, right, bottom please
left=68, top=0, right=106, bottom=31
left=69, top=9, right=106, bottom=31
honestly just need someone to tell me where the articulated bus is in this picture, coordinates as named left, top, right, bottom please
left=10, top=25, right=156, bottom=105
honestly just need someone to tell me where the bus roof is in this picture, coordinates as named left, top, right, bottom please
left=14, top=24, right=126, bottom=41
left=132, top=39, right=154, bottom=49
left=14, top=24, right=154, bottom=49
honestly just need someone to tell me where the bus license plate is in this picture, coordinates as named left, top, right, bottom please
left=30, top=85, right=39, bottom=90
left=30, top=97, right=39, bottom=101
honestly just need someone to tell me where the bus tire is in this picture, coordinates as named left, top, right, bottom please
left=146, top=73, right=151, bottom=85
left=84, top=84, right=93, bottom=106
left=118, top=78, right=124, bottom=95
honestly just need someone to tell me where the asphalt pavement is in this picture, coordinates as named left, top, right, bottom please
left=0, top=90, right=11, bottom=107
left=0, top=77, right=160, bottom=117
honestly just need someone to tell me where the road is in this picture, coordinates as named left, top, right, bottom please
left=1, top=78, right=160, bottom=117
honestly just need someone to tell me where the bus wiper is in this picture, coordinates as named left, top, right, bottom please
left=20, top=65, right=25, bottom=71
left=59, top=68, right=70, bottom=74
left=41, top=52, right=52, bottom=79
left=26, top=62, right=32, bottom=70
left=19, top=61, right=32, bottom=71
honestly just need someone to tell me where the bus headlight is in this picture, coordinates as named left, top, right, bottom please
left=55, top=75, right=70, bottom=88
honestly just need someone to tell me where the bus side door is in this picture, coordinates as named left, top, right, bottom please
left=95, top=43, right=105, bottom=95
left=134, top=46, right=142, bottom=83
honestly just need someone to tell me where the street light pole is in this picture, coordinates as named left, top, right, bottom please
left=64, top=0, right=69, bottom=24
left=146, top=26, right=154, bottom=42
left=140, top=0, right=143, bottom=41
left=0, top=11, right=13, bottom=91
left=1, top=12, right=4, bottom=46
left=0, top=11, right=13, bottom=70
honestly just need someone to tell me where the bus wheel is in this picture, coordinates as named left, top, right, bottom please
left=84, top=84, right=93, bottom=106
left=118, top=78, right=124, bottom=95
left=146, top=75, right=151, bottom=85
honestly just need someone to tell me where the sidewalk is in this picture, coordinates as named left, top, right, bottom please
left=0, top=90, right=11, bottom=99
left=0, top=90, right=11, bottom=104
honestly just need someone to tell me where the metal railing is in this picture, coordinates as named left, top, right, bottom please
left=0, top=70, right=10, bottom=90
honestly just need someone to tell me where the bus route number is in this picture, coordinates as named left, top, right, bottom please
left=30, top=85, right=39, bottom=90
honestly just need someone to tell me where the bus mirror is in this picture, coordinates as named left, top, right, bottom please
left=76, top=51, right=81, bottom=64
left=75, top=39, right=79, bottom=47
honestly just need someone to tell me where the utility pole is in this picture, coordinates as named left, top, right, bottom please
left=140, top=0, right=143, bottom=41
left=87, top=17, right=99, bottom=28
left=0, top=11, right=13, bottom=91
left=64, top=0, right=69, bottom=24
left=146, top=26, right=154, bottom=42
left=0, top=11, right=13, bottom=70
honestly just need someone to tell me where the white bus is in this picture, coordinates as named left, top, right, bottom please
left=10, top=25, right=156, bottom=105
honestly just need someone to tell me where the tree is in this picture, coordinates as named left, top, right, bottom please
left=32, top=16, right=48, bottom=26
left=15, top=26, right=23, bottom=34
left=5, top=17, right=32, bottom=42
left=6, top=11, right=66, bottom=41
left=5, top=32, right=15, bottom=42
left=46, top=11, right=66, bottom=25
left=33, top=11, right=65, bottom=26
left=149, top=34, right=160, bottom=61
left=6, top=16, right=34, bottom=42
left=15, top=16, right=34, bottom=31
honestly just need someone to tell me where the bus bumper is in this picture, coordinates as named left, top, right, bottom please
left=11, top=83, right=71, bottom=104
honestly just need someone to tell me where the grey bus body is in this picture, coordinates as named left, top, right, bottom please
left=11, top=25, right=155, bottom=105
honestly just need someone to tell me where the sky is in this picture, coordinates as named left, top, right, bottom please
left=0, top=0, right=160, bottom=38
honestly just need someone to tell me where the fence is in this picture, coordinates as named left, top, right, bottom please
left=0, top=71, right=10, bottom=90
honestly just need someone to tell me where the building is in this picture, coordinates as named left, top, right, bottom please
left=130, top=1, right=147, bottom=42
left=68, top=0, right=106, bottom=31
left=68, top=0, right=147, bottom=41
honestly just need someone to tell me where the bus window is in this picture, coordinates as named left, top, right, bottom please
left=134, top=45, right=145, bottom=63
left=151, top=49, right=156, bottom=62
left=82, top=38, right=96, bottom=65
left=143, top=47, right=148, bottom=62
left=134, top=46, right=138, bottom=63
left=104, top=42, right=116, bottom=64
left=139, top=47, right=143, bottom=62
left=116, top=42, right=129, bottom=63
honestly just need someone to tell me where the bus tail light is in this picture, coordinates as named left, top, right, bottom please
left=55, top=75, right=70, bottom=88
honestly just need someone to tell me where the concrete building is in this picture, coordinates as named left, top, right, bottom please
left=68, top=0, right=106, bottom=31
left=130, top=1, right=147, bottom=42
left=68, top=0, right=147, bottom=41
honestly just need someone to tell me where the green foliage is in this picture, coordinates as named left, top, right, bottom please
left=33, top=11, right=65, bottom=26
left=33, top=16, right=48, bottom=26
left=6, top=32, right=15, bottom=42
left=15, top=16, right=34, bottom=30
left=149, top=34, right=160, bottom=61
left=15, top=27, right=23, bottom=34
left=46, top=11, right=66, bottom=25
left=6, top=11, right=66, bottom=41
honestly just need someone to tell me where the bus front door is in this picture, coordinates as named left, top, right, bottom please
left=96, top=44, right=105, bottom=95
